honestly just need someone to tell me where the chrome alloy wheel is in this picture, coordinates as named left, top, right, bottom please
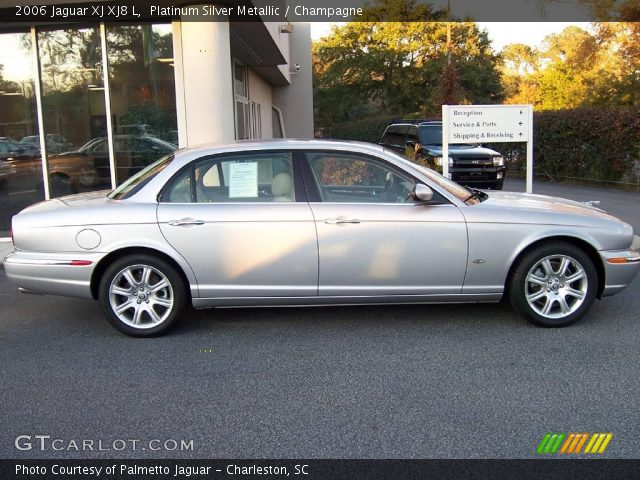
left=108, top=264, right=174, bottom=329
left=525, top=254, right=588, bottom=320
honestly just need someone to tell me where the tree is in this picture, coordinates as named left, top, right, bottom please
left=500, top=43, right=539, bottom=104
left=534, top=26, right=599, bottom=110
left=313, top=0, right=503, bottom=126
left=500, top=23, right=640, bottom=109
left=591, top=22, right=640, bottom=105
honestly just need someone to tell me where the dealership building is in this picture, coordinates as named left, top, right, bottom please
left=0, top=1, right=313, bottom=238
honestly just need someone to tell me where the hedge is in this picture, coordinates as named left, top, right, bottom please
left=321, top=107, right=640, bottom=188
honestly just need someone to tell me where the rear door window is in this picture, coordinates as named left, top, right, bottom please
left=164, top=152, right=295, bottom=203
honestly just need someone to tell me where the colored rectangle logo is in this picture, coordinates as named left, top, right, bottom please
left=537, top=433, right=612, bottom=454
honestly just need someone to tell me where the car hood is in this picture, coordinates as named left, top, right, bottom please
left=479, top=190, right=621, bottom=224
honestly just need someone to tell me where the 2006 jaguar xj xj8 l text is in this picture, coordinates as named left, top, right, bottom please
left=5, top=140, right=640, bottom=336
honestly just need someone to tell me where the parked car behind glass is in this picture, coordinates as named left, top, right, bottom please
left=50, top=134, right=177, bottom=188
left=19, top=134, right=73, bottom=154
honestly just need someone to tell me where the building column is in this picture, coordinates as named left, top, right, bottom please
left=273, top=23, right=314, bottom=138
left=173, top=14, right=235, bottom=147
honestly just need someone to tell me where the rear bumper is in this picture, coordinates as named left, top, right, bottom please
left=599, top=237, right=640, bottom=296
left=3, top=250, right=104, bottom=299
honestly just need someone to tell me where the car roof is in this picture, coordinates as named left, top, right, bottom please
left=176, top=138, right=388, bottom=157
left=387, top=121, right=442, bottom=127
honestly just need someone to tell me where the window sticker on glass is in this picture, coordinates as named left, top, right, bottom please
left=228, top=162, right=258, bottom=198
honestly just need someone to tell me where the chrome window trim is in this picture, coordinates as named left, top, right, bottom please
left=307, top=202, right=456, bottom=207
left=157, top=201, right=300, bottom=206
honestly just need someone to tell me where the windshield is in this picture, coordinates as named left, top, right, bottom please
left=149, top=137, right=179, bottom=151
left=108, top=154, right=173, bottom=200
left=418, top=125, right=443, bottom=145
left=78, top=138, right=102, bottom=152
left=418, top=124, right=476, bottom=147
left=383, top=148, right=473, bottom=202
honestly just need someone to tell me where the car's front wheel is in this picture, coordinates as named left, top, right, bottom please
left=509, top=242, right=597, bottom=327
left=98, top=254, right=187, bottom=337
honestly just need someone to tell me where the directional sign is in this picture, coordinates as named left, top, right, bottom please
left=446, top=105, right=531, bottom=143
left=442, top=104, right=534, bottom=193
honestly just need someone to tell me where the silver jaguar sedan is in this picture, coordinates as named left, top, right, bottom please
left=4, top=139, right=640, bottom=336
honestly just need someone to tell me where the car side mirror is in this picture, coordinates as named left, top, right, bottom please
left=413, top=184, right=433, bottom=202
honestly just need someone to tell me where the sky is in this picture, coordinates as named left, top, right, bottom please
left=310, top=22, right=592, bottom=52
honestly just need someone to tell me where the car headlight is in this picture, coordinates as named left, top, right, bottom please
left=434, top=157, right=453, bottom=167
left=493, top=156, right=504, bottom=167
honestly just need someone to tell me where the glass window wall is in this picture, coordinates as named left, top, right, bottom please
left=106, top=24, right=177, bottom=183
left=0, top=31, right=40, bottom=237
left=38, top=26, right=109, bottom=196
left=0, top=23, right=177, bottom=238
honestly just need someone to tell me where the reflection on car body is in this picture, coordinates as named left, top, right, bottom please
left=19, top=134, right=72, bottom=154
left=4, top=140, right=640, bottom=337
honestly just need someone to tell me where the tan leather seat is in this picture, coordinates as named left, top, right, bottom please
left=271, top=172, right=293, bottom=202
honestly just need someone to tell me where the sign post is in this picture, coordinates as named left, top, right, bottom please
left=442, top=104, right=534, bottom=193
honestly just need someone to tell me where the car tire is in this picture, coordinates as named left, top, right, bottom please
left=98, top=254, right=187, bottom=337
left=50, top=174, right=75, bottom=196
left=77, top=167, right=99, bottom=187
left=493, top=179, right=504, bottom=190
left=509, top=242, right=598, bottom=327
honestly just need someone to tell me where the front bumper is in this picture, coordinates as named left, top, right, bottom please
left=450, top=166, right=506, bottom=186
left=599, top=236, right=640, bottom=296
left=3, top=250, right=104, bottom=299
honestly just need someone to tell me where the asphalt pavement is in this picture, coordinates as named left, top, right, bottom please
left=1, top=180, right=639, bottom=459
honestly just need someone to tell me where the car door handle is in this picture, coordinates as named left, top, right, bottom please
left=324, top=217, right=361, bottom=225
left=168, top=219, right=205, bottom=226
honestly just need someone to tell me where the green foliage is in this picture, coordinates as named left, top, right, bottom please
left=121, top=102, right=174, bottom=139
left=495, top=107, right=640, bottom=186
left=313, top=0, right=503, bottom=127
left=323, top=114, right=399, bottom=143
left=535, top=107, right=640, bottom=184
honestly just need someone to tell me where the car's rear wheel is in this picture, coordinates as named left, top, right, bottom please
left=492, top=179, right=504, bottom=190
left=99, top=254, right=187, bottom=337
left=509, top=242, right=597, bottom=327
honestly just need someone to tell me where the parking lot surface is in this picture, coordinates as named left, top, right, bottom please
left=1, top=179, right=639, bottom=459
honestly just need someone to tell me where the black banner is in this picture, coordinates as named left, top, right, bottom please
left=3, top=459, right=640, bottom=480
left=1, top=0, right=639, bottom=24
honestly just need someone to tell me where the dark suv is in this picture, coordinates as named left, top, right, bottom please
left=380, top=121, right=506, bottom=190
